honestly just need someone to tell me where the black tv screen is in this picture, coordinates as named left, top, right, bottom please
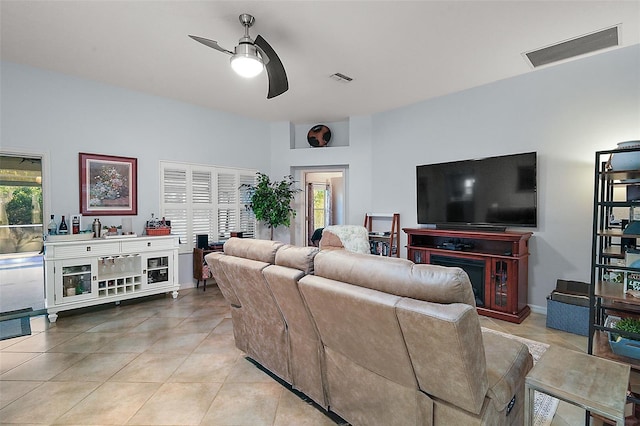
left=416, top=152, right=537, bottom=228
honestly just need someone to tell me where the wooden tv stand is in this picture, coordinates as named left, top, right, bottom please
left=403, top=228, right=532, bottom=323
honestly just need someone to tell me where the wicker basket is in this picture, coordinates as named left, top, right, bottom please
left=146, top=227, right=171, bottom=236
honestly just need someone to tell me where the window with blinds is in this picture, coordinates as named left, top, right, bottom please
left=160, top=161, right=256, bottom=252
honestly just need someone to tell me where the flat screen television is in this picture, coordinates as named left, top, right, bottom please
left=416, top=152, right=537, bottom=229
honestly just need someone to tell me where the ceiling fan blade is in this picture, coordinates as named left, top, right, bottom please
left=188, top=35, right=233, bottom=55
left=254, top=35, right=288, bottom=99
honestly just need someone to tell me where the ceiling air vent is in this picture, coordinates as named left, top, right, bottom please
left=329, top=73, right=353, bottom=83
left=524, top=25, right=619, bottom=68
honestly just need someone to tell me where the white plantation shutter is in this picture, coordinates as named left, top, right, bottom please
left=191, top=169, right=214, bottom=246
left=160, top=161, right=256, bottom=253
left=161, top=168, right=188, bottom=245
left=239, top=173, right=256, bottom=238
left=217, top=172, right=235, bottom=238
left=217, top=208, right=236, bottom=239
left=192, top=208, right=214, bottom=244
left=162, top=168, right=187, bottom=203
left=216, top=171, right=240, bottom=239
left=192, top=170, right=212, bottom=204
left=214, top=170, right=258, bottom=239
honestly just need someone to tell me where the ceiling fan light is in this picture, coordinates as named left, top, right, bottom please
left=231, top=55, right=263, bottom=78
left=230, top=43, right=263, bottom=78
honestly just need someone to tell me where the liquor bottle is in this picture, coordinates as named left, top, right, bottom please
left=47, top=215, right=57, bottom=235
left=58, top=215, right=68, bottom=235
left=72, top=216, right=80, bottom=234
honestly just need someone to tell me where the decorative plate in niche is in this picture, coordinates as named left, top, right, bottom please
left=307, top=124, right=332, bottom=147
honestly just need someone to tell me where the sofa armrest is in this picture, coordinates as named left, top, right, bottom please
left=482, top=330, right=533, bottom=411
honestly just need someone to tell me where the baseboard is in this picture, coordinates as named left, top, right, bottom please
left=529, top=304, right=547, bottom=316
left=180, top=281, right=197, bottom=289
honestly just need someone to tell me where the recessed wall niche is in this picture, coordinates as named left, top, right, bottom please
left=292, top=119, right=349, bottom=149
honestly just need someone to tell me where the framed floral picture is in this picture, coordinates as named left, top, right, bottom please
left=79, top=153, right=137, bottom=215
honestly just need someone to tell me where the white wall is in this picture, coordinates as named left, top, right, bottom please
left=1, top=61, right=271, bottom=286
left=369, top=44, right=640, bottom=309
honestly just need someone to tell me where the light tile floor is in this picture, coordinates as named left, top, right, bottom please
left=0, top=256, right=45, bottom=314
left=0, top=286, right=588, bottom=425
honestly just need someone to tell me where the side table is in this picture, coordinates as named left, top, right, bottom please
left=193, top=244, right=223, bottom=291
left=525, top=346, right=630, bottom=426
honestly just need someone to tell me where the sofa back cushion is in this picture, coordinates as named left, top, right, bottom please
left=224, top=237, right=283, bottom=263
left=275, top=244, right=318, bottom=274
left=267, top=245, right=321, bottom=341
left=263, top=250, right=326, bottom=406
left=314, top=250, right=476, bottom=306
left=396, top=298, right=488, bottom=414
left=299, top=275, right=417, bottom=388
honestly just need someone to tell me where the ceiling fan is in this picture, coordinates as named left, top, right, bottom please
left=189, top=13, right=288, bottom=99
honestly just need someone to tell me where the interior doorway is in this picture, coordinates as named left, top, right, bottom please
left=297, top=167, right=347, bottom=246
left=0, top=152, right=48, bottom=314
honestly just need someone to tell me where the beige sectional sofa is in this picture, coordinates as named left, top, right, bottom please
left=205, top=237, right=533, bottom=426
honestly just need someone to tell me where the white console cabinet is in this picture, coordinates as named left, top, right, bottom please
left=44, top=235, right=179, bottom=322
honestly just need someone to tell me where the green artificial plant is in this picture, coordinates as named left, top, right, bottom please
left=242, top=172, right=301, bottom=240
left=614, top=317, right=640, bottom=341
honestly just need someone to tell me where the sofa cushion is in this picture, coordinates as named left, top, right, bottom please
left=299, top=275, right=417, bottom=388
left=263, top=263, right=326, bottom=407
left=275, top=244, right=318, bottom=274
left=396, top=297, right=488, bottom=414
left=314, top=249, right=476, bottom=306
left=322, top=346, right=433, bottom=426
left=223, top=237, right=283, bottom=263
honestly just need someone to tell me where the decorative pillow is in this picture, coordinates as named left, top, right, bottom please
left=202, top=263, right=211, bottom=279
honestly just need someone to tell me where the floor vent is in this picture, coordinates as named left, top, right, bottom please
left=524, top=25, right=619, bottom=68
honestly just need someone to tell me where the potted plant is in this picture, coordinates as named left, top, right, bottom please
left=242, top=172, right=301, bottom=240
left=609, top=317, right=640, bottom=360
left=103, top=225, right=121, bottom=236
left=613, top=317, right=640, bottom=340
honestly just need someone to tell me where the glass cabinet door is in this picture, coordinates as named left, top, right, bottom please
left=491, top=260, right=510, bottom=312
left=144, top=254, right=171, bottom=286
left=55, top=259, right=97, bottom=303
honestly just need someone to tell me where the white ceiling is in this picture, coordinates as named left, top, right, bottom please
left=2, top=1, right=639, bottom=124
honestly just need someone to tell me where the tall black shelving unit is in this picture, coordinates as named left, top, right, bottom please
left=589, top=146, right=640, bottom=421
